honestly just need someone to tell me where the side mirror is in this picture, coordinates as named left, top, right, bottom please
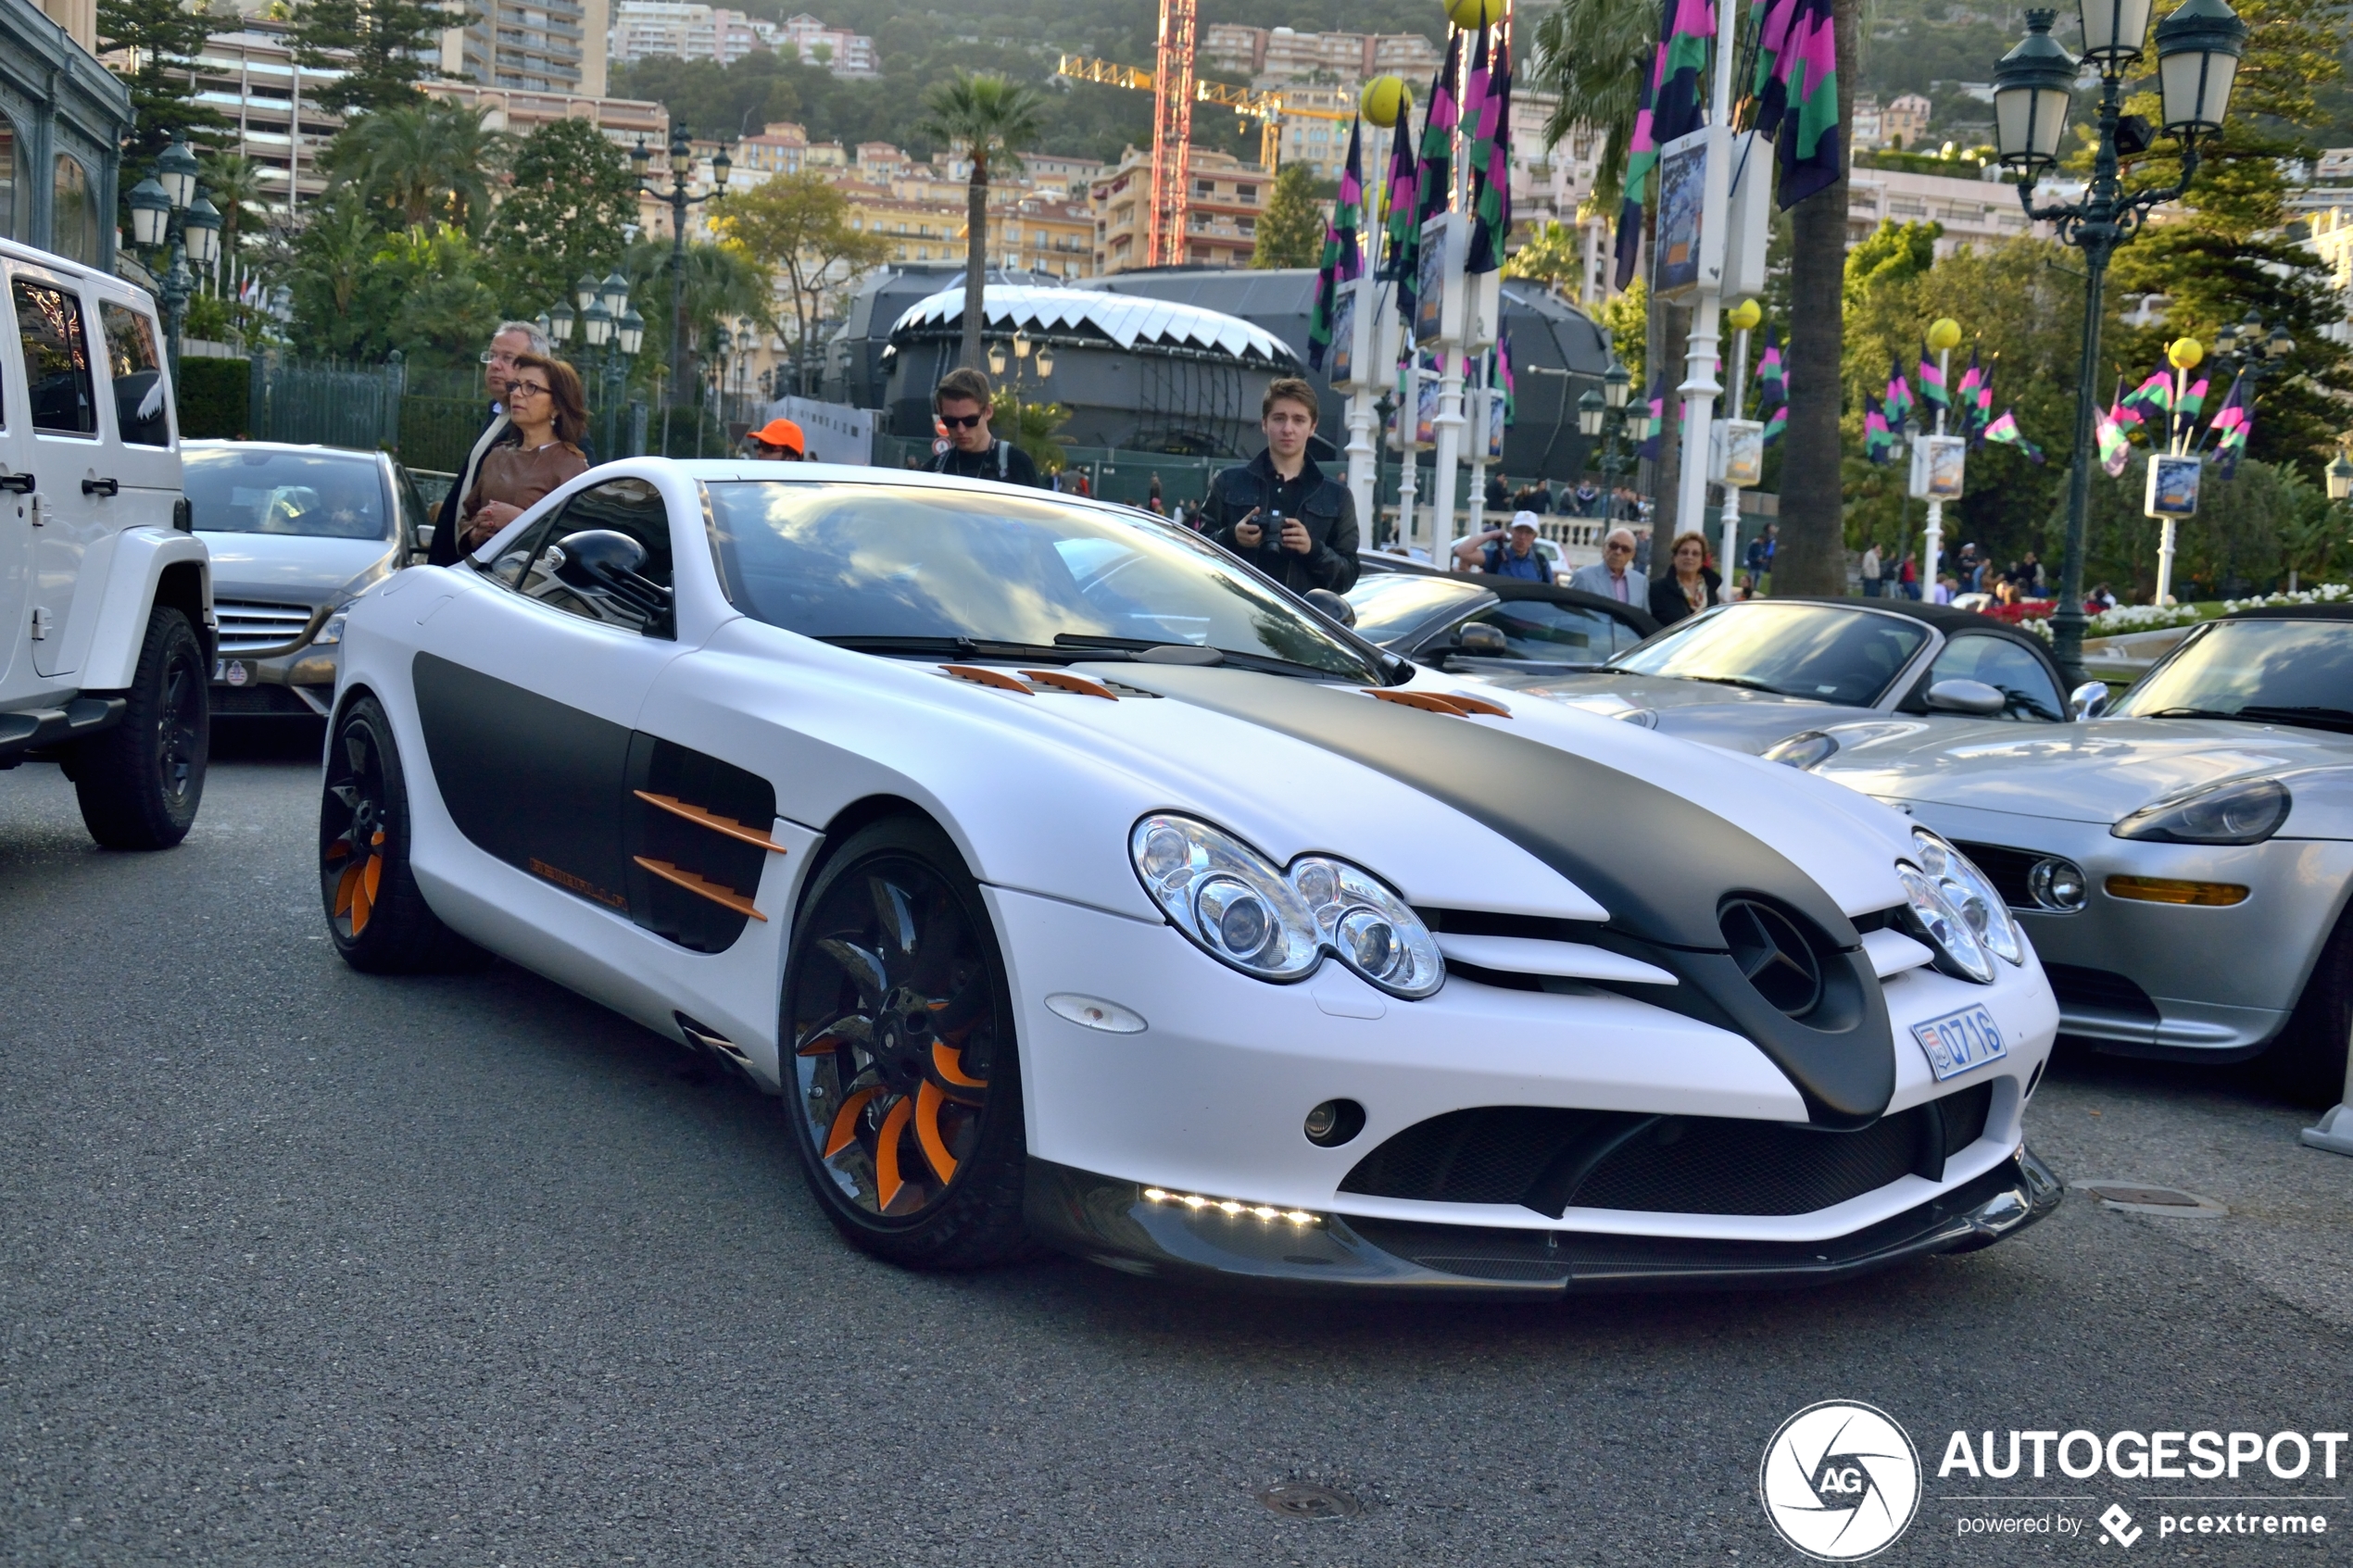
left=1924, top=677, right=2007, bottom=716
left=2070, top=680, right=2112, bottom=720
left=1302, top=587, right=1356, bottom=628
left=1458, top=621, right=1509, bottom=655
left=553, top=529, right=672, bottom=629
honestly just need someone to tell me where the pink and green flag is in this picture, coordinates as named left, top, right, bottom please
left=1761, top=402, right=1788, bottom=445
left=1755, top=327, right=1786, bottom=408
left=2120, top=366, right=2172, bottom=426
left=1614, top=0, right=1714, bottom=289
left=1307, top=118, right=1367, bottom=371
left=1917, top=342, right=1949, bottom=410
left=2096, top=403, right=2132, bottom=477
left=1379, top=71, right=1426, bottom=316
left=1465, top=22, right=1514, bottom=276
left=1984, top=408, right=2046, bottom=463
left=2172, top=375, right=2208, bottom=446
left=1638, top=380, right=1667, bottom=460
left=1749, top=0, right=1841, bottom=208
left=1863, top=393, right=1894, bottom=464
left=1883, top=356, right=1914, bottom=438
left=2205, top=371, right=2252, bottom=478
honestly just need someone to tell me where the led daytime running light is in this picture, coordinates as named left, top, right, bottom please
left=1142, top=1186, right=1321, bottom=1225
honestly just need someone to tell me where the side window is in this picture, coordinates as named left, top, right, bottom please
left=99, top=302, right=171, bottom=446
left=1926, top=634, right=2064, bottom=721
left=1470, top=599, right=1619, bottom=662
left=507, top=477, right=673, bottom=633
left=14, top=280, right=96, bottom=435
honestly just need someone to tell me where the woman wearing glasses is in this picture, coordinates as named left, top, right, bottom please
left=457, top=354, right=591, bottom=552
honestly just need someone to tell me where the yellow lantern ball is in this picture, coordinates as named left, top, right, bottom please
left=1445, top=0, right=1506, bottom=31
left=2168, top=336, right=2203, bottom=370
left=1926, top=317, right=1962, bottom=352
left=1361, top=75, right=1412, bottom=128
left=1727, top=298, right=1762, bottom=331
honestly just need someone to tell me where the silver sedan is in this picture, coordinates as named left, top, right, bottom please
left=1782, top=606, right=2353, bottom=1099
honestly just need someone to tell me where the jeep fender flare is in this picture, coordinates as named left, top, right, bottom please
left=74, top=530, right=214, bottom=688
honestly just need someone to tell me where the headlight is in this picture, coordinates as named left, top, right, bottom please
left=1912, top=828, right=2025, bottom=966
left=1130, top=814, right=1442, bottom=997
left=2114, top=777, right=2290, bottom=845
left=311, top=608, right=349, bottom=646
left=1762, top=730, right=1838, bottom=770
left=1896, top=863, right=1994, bottom=983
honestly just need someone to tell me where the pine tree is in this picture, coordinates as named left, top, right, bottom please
left=100, top=0, right=229, bottom=172
left=290, top=0, right=464, bottom=117
left=1249, top=165, right=1327, bottom=270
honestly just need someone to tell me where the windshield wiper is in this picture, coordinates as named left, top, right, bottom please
left=2148, top=703, right=2353, bottom=734
left=1055, top=632, right=1378, bottom=683
left=822, top=633, right=1125, bottom=664
left=1682, top=672, right=1796, bottom=696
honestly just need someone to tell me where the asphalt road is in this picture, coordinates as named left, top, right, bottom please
left=6, top=734, right=2353, bottom=1566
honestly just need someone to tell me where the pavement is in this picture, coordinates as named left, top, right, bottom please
left=5, top=734, right=2352, bottom=1566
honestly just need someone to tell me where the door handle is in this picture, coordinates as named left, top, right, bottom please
left=0, top=472, right=32, bottom=495
left=82, top=477, right=120, bottom=497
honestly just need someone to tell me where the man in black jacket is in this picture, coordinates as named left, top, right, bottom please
left=1201, top=377, right=1359, bottom=594
left=925, top=367, right=1043, bottom=487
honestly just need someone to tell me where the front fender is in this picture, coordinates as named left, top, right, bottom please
left=75, top=530, right=213, bottom=689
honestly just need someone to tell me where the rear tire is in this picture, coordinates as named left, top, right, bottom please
left=2262, top=906, right=2352, bottom=1106
left=782, top=816, right=1034, bottom=1269
left=320, top=695, right=484, bottom=973
left=74, top=606, right=208, bottom=850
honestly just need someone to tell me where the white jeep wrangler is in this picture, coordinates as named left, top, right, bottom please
left=0, top=238, right=211, bottom=848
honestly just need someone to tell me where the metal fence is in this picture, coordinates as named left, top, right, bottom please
left=246, top=354, right=402, bottom=455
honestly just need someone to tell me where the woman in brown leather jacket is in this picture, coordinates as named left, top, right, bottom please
left=458, top=352, right=590, bottom=552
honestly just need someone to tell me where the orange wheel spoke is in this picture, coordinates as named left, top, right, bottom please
left=325, top=838, right=350, bottom=863
left=349, top=884, right=372, bottom=936
left=914, top=1082, right=958, bottom=1184
left=873, top=1096, right=914, bottom=1210
left=799, top=1031, right=848, bottom=1058
left=824, top=1085, right=882, bottom=1159
left=361, top=853, right=383, bottom=904
left=931, top=1041, right=987, bottom=1089
left=333, top=864, right=360, bottom=918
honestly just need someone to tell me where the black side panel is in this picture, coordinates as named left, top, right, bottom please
left=621, top=733, right=778, bottom=953
left=412, top=651, right=635, bottom=912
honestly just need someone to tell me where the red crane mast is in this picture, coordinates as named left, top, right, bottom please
left=1146, top=0, right=1197, bottom=268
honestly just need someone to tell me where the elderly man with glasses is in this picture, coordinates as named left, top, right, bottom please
left=1567, top=526, right=1642, bottom=604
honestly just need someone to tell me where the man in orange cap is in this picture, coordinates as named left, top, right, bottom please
left=749, top=418, right=805, bottom=460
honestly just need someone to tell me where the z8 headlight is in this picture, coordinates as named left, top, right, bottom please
left=1130, top=814, right=1443, bottom=997
left=2114, top=776, right=2290, bottom=845
left=1911, top=828, right=2025, bottom=966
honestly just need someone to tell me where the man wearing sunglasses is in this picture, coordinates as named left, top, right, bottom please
left=924, top=368, right=1042, bottom=488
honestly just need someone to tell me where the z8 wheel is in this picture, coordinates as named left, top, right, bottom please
left=2264, top=906, right=2353, bottom=1106
left=73, top=605, right=208, bottom=849
left=784, top=817, right=1032, bottom=1269
left=320, top=696, right=482, bottom=973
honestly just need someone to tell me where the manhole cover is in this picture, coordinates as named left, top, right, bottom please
left=1257, top=1482, right=1363, bottom=1520
left=2071, top=1180, right=2227, bottom=1217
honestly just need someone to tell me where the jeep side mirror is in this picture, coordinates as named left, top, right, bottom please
left=2070, top=680, right=2112, bottom=720
left=553, top=529, right=672, bottom=630
left=1457, top=621, right=1509, bottom=655
left=1925, top=677, right=2007, bottom=716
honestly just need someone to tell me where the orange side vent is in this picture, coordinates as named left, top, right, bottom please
left=633, top=857, right=767, bottom=921
left=1019, top=669, right=1118, bottom=699
left=1365, top=687, right=1512, bottom=719
left=634, top=790, right=787, bottom=853
left=940, top=664, right=1033, bottom=694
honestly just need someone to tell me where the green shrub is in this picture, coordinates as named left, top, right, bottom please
left=178, top=358, right=251, bottom=439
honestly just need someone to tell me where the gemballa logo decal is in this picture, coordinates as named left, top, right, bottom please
left=1760, top=1401, right=1922, bottom=1561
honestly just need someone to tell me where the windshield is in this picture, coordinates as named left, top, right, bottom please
left=183, top=447, right=389, bottom=541
left=2110, top=618, right=2353, bottom=732
left=1344, top=572, right=1486, bottom=646
left=1611, top=603, right=1930, bottom=706
left=703, top=482, right=1383, bottom=681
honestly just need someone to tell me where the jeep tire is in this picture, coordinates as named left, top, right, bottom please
left=72, top=605, right=208, bottom=850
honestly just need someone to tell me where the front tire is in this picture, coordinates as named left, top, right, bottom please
left=2263, top=905, right=2352, bottom=1105
left=73, top=605, right=208, bottom=849
left=783, top=816, right=1033, bottom=1269
left=320, top=695, right=483, bottom=973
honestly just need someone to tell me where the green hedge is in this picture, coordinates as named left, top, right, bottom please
left=177, top=357, right=250, bottom=439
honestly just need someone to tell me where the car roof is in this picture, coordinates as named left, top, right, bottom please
left=2224, top=603, right=2353, bottom=621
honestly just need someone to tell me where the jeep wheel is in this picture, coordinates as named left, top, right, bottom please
left=73, top=606, right=208, bottom=850
left=320, top=695, right=483, bottom=973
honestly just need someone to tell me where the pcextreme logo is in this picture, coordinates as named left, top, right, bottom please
left=1760, top=1400, right=1924, bottom=1562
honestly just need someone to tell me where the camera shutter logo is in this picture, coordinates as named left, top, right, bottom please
left=1758, top=1400, right=1921, bottom=1561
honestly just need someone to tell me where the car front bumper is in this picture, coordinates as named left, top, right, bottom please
left=1890, top=800, right=2353, bottom=1057
left=1025, top=1148, right=2062, bottom=1295
left=211, top=642, right=339, bottom=718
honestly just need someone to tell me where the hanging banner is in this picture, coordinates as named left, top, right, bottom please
left=1908, top=434, right=1966, bottom=501
left=2145, top=452, right=2202, bottom=519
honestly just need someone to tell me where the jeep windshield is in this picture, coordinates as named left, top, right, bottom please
left=702, top=481, right=1384, bottom=682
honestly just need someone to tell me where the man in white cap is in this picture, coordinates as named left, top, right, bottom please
left=1569, top=526, right=1642, bottom=604
left=1451, top=510, right=1553, bottom=582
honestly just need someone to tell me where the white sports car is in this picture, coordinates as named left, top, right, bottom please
left=321, top=460, right=2061, bottom=1292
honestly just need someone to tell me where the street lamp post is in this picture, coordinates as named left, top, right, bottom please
left=1991, top=0, right=2248, bottom=684
left=126, top=132, right=223, bottom=380
left=1577, top=360, right=1635, bottom=533
left=547, top=270, right=640, bottom=458
left=631, top=125, right=732, bottom=449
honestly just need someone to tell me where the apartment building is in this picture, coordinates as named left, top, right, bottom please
left=730, top=120, right=847, bottom=181
left=1091, top=146, right=1271, bottom=273
left=1848, top=165, right=2042, bottom=253
left=185, top=19, right=344, bottom=210
left=836, top=180, right=971, bottom=264
left=425, top=80, right=665, bottom=145
left=1200, top=23, right=1441, bottom=86
left=1023, top=153, right=1106, bottom=197
left=441, top=0, right=609, bottom=96
left=999, top=196, right=1094, bottom=279
left=607, top=3, right=875, bottom=74
left=775, top=13, right=877, bottom=77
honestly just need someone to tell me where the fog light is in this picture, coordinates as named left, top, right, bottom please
left=2026, top=856, right=2086, bottom=910
left=1302, top=1098, right=1365, bottom=1147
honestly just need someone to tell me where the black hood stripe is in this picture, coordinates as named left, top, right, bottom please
left=1119, top=668, right=1895, bottom=1124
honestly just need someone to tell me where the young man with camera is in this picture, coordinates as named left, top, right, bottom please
left=1201, top=378, right=1360, bottom=595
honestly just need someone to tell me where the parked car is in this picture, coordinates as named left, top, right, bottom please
left=1487, top=597, right=2075, bottom=753
left=1782, top=604, right=2353, bottom=1098
left=321, top=460, right=2060, bottom=1294
left=182, top=440, right=432, bottom=719
left=0, top=236, right=212, bottom=848
left=1345, top=558, right=1658, bottom=676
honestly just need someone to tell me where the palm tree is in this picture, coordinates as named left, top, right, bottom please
left=918, top=71, right=1046, bottom=371
left=198, top=152, right=271, bottom=265
left=324, top=100, right=508, bottom=232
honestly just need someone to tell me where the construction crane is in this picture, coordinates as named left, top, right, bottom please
left=1057, top=53, right=1354, bottom=172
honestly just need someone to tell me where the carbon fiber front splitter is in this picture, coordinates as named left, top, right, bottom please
left=1023, top=1148, right=2063, bottom=1297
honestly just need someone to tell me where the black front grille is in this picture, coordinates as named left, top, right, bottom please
left=1951, top=841, right=2042, bottom=908
left=209, top=684, right=316, bottom=716
left=2044, top=963, right=2160, bottom=1022
left=1340, top=1083, right=1996, bottom=1218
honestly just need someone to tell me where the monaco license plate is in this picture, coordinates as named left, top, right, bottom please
left=1912, top=1004, right=2007, bottom=1082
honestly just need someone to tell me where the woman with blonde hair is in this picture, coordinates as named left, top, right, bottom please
left=1646, top=531, right=1723, bottom=626
left=458, top=352, right=590, bottom=551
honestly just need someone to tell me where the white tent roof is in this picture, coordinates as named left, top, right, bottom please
left=889, top=285, right=1297, bottom=366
